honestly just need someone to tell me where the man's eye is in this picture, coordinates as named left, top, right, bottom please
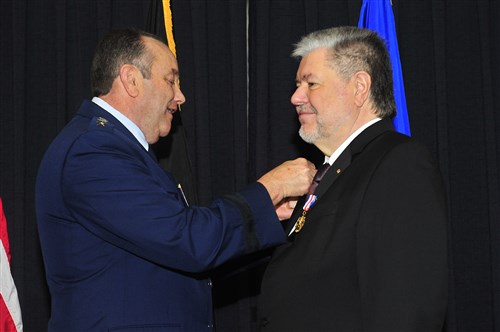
left=308, top=82, right=318, bottom=88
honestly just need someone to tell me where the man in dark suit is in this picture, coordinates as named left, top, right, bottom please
left=35, top=29, right=315, bottom=331
left=259, top=27, right=448, bottom=331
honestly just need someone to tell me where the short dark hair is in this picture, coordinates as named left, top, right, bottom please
left=293, top=26, right=396, bottom=119
left=90, top=29, right=162, bottom=96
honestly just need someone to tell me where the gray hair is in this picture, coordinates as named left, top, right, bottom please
left=293, top=26, right=396, bottom=119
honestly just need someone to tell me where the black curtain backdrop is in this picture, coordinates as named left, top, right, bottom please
left=171, top=0, right=251, bottom=204
left=1, top=0, right=499, bottom=331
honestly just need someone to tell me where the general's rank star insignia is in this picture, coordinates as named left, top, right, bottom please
left=96, top=117, right=108, bottom=127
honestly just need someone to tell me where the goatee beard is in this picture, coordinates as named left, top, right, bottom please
left=299, top=126, right=321, bottom=144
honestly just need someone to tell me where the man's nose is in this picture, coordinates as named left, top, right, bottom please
left=291, top=85, right=307, bottom=106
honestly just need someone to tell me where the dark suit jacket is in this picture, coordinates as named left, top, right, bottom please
left=259, top=119, right=448, bottom=332
left=35, top=100, right=285, bottom=332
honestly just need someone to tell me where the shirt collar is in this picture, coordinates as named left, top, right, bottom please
left=325, top=117, right=382, bottom=165
left=92, top=97, right=149, bottom=151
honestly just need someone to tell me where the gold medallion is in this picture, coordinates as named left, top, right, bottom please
left=295, top=212, right=307, bottom=233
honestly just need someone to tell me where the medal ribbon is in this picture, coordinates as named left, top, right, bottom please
left=293, top=163, right=331, bottom=233
left=303, top=194, right=317, bottom=212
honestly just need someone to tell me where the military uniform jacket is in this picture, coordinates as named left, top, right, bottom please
left=259, top=119, right=448, bottom=332
left=36, top=100, right=285, bottom=332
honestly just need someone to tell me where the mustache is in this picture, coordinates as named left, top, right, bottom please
left=167, top=105, right=182, bottom=114
left=297, top=105, right=317, bottom=114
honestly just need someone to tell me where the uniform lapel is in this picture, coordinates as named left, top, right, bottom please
left=78, top=100, right=146, bottom=152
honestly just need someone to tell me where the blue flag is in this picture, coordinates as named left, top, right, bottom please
left=358, top=0, right=411, bottom=136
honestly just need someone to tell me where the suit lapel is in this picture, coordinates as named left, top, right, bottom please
left=284, top=195, right=306, bottom=235
left=314, top=150, right=351, bottom=199
left=284, top=118, right=395, bottom=236
left=316, top=119, right=394, bottom=198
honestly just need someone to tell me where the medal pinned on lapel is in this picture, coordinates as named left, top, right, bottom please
left=292, top=163, right=331, bottom=234
left=295, top=212, right=307, bottom=233
left=294, top=194, right=317, bottom=233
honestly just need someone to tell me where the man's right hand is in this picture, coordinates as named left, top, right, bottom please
left=257, top=158, right=316, bottom=206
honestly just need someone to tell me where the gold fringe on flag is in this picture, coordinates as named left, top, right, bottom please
left=162, top=0, right=181, bottom=111
left=162, top=0, right=177, bottom=57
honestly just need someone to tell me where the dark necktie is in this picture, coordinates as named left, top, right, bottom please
left=290, top=162, right=331, bottom=235
left=308, top=163, right=331, bottom=196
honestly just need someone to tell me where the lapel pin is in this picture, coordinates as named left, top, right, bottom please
left=96, top=117, right=108, bottom=127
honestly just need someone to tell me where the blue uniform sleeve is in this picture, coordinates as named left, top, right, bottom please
left=62, top=129, right=285, bottom=273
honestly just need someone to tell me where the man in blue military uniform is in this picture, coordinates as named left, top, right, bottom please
left=36, top=28, right=315, bottom=331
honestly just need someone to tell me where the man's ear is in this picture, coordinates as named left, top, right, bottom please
left=119, top=64, right=141, bottom=97
left=353, top=71, right=371, bottom=107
